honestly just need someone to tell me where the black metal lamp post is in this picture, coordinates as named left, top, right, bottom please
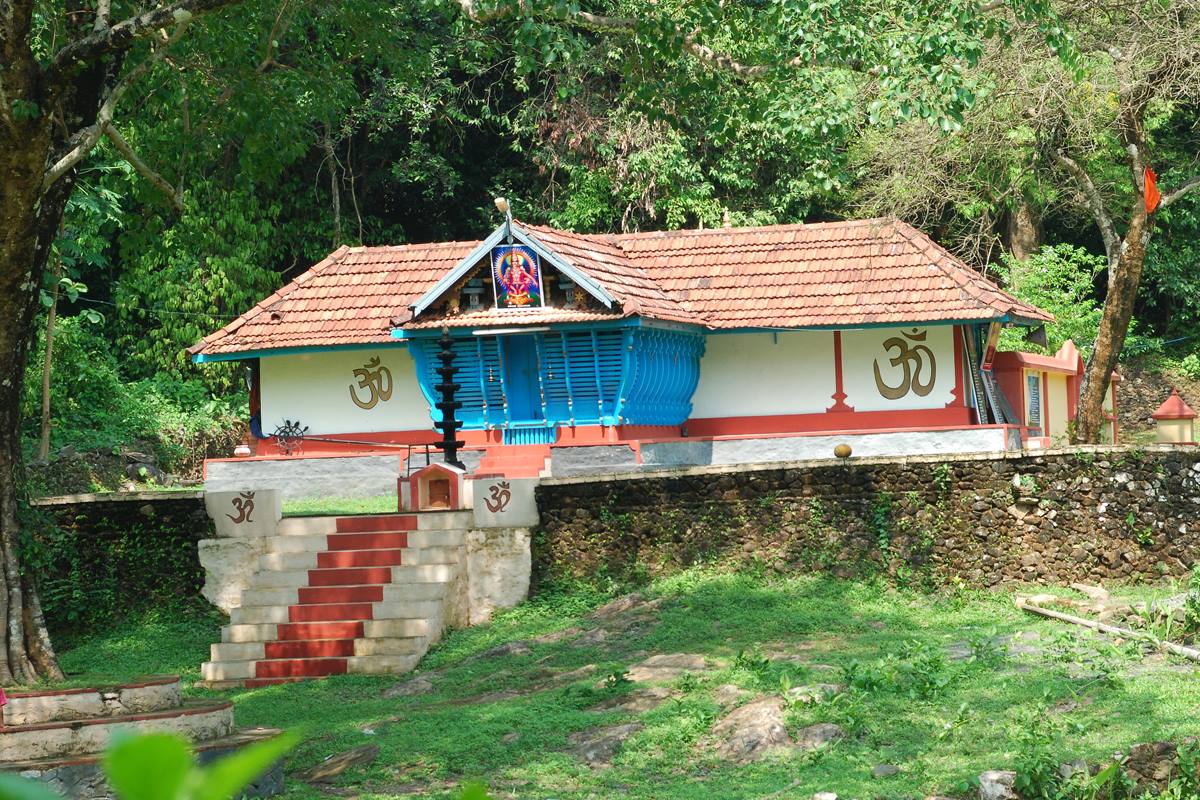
left=434, top=326, right=466, bottom=469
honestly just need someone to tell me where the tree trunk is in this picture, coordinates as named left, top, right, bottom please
left=36, top=249, right=63, bottom=463
left=0, top=108, right=69, bottom=685
left=1073, top=211, right=1150, bottom=444
left=1005, top=197, right=1042, bottom=262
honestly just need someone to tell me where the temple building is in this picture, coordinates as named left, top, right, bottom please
left=191, top=217, right=1116, bottom=481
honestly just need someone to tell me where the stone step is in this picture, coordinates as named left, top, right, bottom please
left=335, top=514, right=418, bottom=533
left=346, top=654, right=422, bottom=674
left=362, top=618, right=434, bottom=638
left=222, top=623, right=278, bottom=643
left=268, top=534, right=331, bottom=553
left=0, top=700, right=234, bottom=762
left=416, top=512, right=473, bottom=531
left=276, top=517, right=337, bottom=536
left=307, top=566, right=395, bottom=586
left=353, top=636, right=426, bottom=656
left=327, top=531, right=408, bottom=550
left=255, top=657, right=348, bottom=679
left=258, top=551, right=318, bottom=571
left=381, top=581, right=452, bottom=602
left=391, top=563, right=459, bottom=583
left=5, top=727, right=284, bottom=788
left=276, top=620, right=365, bottom=641
left=1, top=676, right=182, bottom=726
left=264, top=639, right=356, bottom=659
left=397, top=546, right=462, bottom=565
left=317, top=548, right=406, bottom=569
left=405, top=530, right=466, bottom=548
left=247, top=569, right=311, bottom=589
left=230, top=605, right=292, bottom=625
left=288, top=602, right=376, bottom=623
left=240, top=587, right=300, bottom=607
left=201, top=659, right=256, bottom=682
left=210, top=641, right=265, bottom=662
left=298, top=584, right=384, bottom=604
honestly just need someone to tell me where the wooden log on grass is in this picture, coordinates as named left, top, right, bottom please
left=1015, top=597, right=1200, bottom=664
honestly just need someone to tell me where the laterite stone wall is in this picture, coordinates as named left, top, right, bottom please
left=533, top=446, right=1200, bottom=587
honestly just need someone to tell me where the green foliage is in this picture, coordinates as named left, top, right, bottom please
left=114, top=180, right=282, bottom=387
left=19, top=503, right=214, bottom=639
left=21, top=316, right=243, bottom=477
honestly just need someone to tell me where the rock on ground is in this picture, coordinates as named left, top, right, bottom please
left=298, top=744, right=380, bottom=782
left=568, top=723, right=643, bottom=766
left=794, top=722, right=844, bottom=751
left=978, top=770, right=1017, bottom=800
left=588, top=687, right=675, bottom=713
left=625, top=653, right=708, bottom=683
left=712, top=697, right=793, bottom=763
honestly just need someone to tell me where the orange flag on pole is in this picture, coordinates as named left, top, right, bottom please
left=1145, top=167, right=1161, bottom=213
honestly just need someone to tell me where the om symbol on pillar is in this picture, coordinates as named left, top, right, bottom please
left=873, top=328, right=937, bottom=400
left=226, top=491, right=256, bottom=524
left=349, top=356, right=393, bottom=410
left=485, top=481, right=512, bottom=513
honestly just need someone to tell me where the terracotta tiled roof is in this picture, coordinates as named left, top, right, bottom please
left=1152, top=388, right=1197, bottom=420
left=608, top=218, right=1050, bottom=329
left=191, top=217, right=1052, bottom=357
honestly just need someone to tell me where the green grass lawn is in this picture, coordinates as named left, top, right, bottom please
left=281, top=495, right=399, bottom=517
left=57, top=572, right=1200, bottom=799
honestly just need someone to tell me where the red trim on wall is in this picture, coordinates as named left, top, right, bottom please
left=946, top=326, right=965, bottom=408
left=827, top=331, right=854, bottom=413
left=684, top=406, right=974, bottom=437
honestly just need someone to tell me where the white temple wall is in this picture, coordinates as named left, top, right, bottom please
left=259, top=347, right=431, bottom=436
left=841, top=325, right=957, bottom=412
left=690, top=332, right=836, bottom=418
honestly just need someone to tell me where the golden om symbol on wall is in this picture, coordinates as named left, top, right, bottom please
left=349, top=356, right=393, bottom=410
left=873, top=329, right=937, bottom=400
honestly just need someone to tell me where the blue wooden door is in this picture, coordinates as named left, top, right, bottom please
left=502, top=335, right=543, bottom=422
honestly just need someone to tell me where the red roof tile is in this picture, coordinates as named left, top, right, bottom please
left=1152, top=388, right=1197, bottom=420
left=191, top=218, right=1052, bottom=357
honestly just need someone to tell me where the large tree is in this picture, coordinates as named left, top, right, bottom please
left=0, top=0, right=243, bottom=683
left=1048, top=1, right=1200, bottom=442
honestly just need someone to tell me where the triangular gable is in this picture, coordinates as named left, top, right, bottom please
left=409, top=223, right=616, bottom=319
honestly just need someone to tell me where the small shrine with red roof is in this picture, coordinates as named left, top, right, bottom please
left=191, top=215, right=1109, bottom=480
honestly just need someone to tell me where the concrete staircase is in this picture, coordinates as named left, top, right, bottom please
left=201, top=512, right=470, bottom=688
left=475, top=444, right=552, bottom=478
left=2, top=676, right=281, bottom=795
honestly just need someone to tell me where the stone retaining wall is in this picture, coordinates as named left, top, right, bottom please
left=533, top=446, right=1200, bottom=587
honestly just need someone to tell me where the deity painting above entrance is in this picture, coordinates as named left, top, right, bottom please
left=492, top=245, right=544, bottom=308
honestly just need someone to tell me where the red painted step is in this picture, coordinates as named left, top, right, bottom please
left=275, top=621, right=364, bottom=641
left=327, top=531, right=407, bottom=551
left=335, top=515, right=417, bottom=533
left=317, top=549, right=405, bottom=568
left=307, top=566, right=393, bottom=586
left=255, top=657, right=348, bottom=679
left=298, top=585, right=383, bottom=604
left=265, top=639, right=356, bottom=659
left=289, top=602, right=374, bottom=623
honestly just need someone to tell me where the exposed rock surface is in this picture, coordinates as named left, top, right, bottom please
left=588, top=687, right=675, bottom=713
left=625, top=653, right=708, bottom=683
left=298, top=744, right=379, bottom=783
left=978, top=769, right=1017, bottom=800
left=568, top=723, right=643, bottom=766
left=382, top=676, right=434, bottom=699
left=710, top=698, right=844, bottom=763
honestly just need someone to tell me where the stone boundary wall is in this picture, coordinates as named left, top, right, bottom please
left=30, top=492, right=211, bottom=635
left=533, top=446, right=1200, bottom=587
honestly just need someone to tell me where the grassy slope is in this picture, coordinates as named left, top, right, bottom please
left=58, top=572, right=1200, bottom=799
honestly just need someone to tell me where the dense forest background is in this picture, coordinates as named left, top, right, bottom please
left=21, top=0, right=1200, bottom=493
